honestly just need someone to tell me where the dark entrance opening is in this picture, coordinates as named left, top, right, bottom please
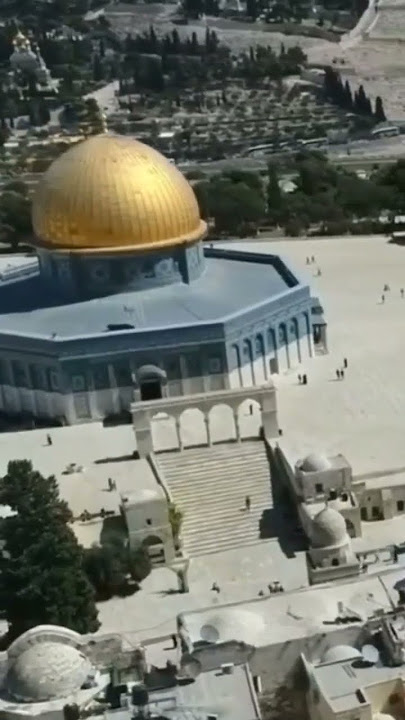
left=140, top=379, right=162, bottom=401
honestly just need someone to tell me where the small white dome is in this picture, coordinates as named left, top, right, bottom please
left=312, top=506, right=348, bottom=548
left=200, top=609, right=265, bottom=646
left=7, top=642, right=91, bottom=703
left=321, top=645, right=362, bottom=664
left=301, top=453, right=331, bottom=473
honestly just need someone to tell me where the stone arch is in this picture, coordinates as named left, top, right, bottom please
left=229, top=343, right=243, bottom=388
left=237, top=397, right=262, bottom=440
left=267, top=327, right=278, bottom=374
left=142, top=534, right=166, bottom=565
left=278, top=322, right=290, bottom=370
left=208, top=402, right=236, bottom=443
left=303, top=311, right=312, bottom=357
left=289, top=317, right=301, bottom=366
left=179, top=407, right=206, bottom=448
left=149, top=411, right=177, bottom=449
left=136, top=364, right=167, bottom=402
left=254, top=333, right=267, bottom=383
left=241, top=338, right=254, bottom=387
left=143, top=534, right=164, bottom=546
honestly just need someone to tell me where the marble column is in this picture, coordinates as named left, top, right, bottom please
left=204, top=415, right=212, bottom=446
left=175, top=418, right=183, bottom=451
left=233, top=411, right=241, bottom=442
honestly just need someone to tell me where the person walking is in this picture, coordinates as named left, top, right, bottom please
left=171, top=634, right=178, bottom=649
left=336, top=369, right=341, bottom=380
left=401, top=288, right=404, bottom=299
left=381, top=294, right=385, bottom=304
left=46, top=434, right=52, bottom=446
left=245, top=495, right=251, bottom=511
left=341, top=369, right=345, bottom=379
left=343, top=358, right=348, bottom=369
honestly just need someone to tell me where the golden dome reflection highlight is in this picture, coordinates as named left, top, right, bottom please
left=32, top=134, right=207, bottom=253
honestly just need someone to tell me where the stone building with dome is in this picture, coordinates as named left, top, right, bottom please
left=0, top=134, right=324, bottom=425
left=0, top=624, right=109, bottom=719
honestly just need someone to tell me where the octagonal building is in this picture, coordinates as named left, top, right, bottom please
left=0, top=134, right=326, bottom=425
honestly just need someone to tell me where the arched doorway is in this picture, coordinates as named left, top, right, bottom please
left=289, top=318, right=301, bottom=366
left=229, top=344, right=242, bottom=388
left=278, top=323, right=290, bottom=371
left=137, top=365, right=167, bottom=401
left=142, top=535, right=165, bottom=566
left=267, top=328, right=278, bottom=374
left=241, top=339, right=254, bottom=386
left=254, top=334, right=266, bottom=383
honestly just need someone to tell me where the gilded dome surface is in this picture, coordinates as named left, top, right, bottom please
left=32, top=134, right=206, bottom=253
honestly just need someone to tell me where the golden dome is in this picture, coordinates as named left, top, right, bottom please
left=32, top=134, right=206, bottom=253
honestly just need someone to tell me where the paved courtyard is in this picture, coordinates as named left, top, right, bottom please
left=80, top=235, right=405, bottom=637
left=2, top=234, right=405, bottom=639
left=246, top=235, right=405, bottom=476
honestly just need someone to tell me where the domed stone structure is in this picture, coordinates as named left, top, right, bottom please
left=0, top=133, right=320, bottom=424
left=321, top=645, right=362, bottom=664
left=312, top=506, right=348, bottom=548
left=5, top=625, right=93, bottom=704
left=32, top=135, right=206, bottom=253
left=7, top=642, right=91, bottom=703
left=301, top=453, right=331, bottom=473
left=200, top=608, right=265, bottom=646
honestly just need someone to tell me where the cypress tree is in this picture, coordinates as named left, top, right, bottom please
left=0, top=460, right=99, bottom=641
left=375, top=96, right=386, bottom=123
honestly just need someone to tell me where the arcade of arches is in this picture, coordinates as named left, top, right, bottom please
left=132, top=384, right=278, bottom=457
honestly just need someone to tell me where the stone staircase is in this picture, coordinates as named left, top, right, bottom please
left=156, top=440, right=273, bottom=557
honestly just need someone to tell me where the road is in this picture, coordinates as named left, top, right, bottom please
left=178, top=135, right=405, bottom=175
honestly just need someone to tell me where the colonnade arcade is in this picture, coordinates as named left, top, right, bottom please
left=229, top=310, right=313, bottom=386
left=132, top=384, right=278, bottom=457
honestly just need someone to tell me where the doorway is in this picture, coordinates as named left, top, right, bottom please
left=140, top=379, right=162, bottom=401
left=136, top=364, right=167, bottom=402
left=269, top=357, right=279, bottom=374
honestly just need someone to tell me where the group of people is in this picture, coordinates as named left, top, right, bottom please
left=381, top=284, right=404, bottom=303
left=305, top=256, right=322, bottom=276
left=335, top=357, right=348, bottom=380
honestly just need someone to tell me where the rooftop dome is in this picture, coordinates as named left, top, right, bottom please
left=301, top=453, right=331, bottom=473
left=7, top=641, right=92, bottom=703
left=312, top=506, right=348, bottom=548
left=321, top=645, right=362, bottom=664
left=200, top=609, right=265, bottom=646
left=32, top=134, right=206, bottom=254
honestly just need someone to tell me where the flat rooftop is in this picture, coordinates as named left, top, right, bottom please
left=106, top=663, right=260, bottom=720
left=312, top=660, right=402, bottom=713
left=0, top=424, right=164, bottom=547
left=0, top=252, right=292, bottom=340
left=180, top=572, right=395, bottom=648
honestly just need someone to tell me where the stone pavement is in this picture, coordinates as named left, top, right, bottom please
left=242, top=235, right=405, bottom=476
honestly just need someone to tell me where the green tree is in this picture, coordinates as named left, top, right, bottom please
left=209, top=178, right=265, bottom=234
left=0, top=190, right=32, bottom=244
left=0, top=460, right=99, bottom=640
left=374, top=96, right=386, bottom=123
left=84, top=540, right=151, bottom=599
